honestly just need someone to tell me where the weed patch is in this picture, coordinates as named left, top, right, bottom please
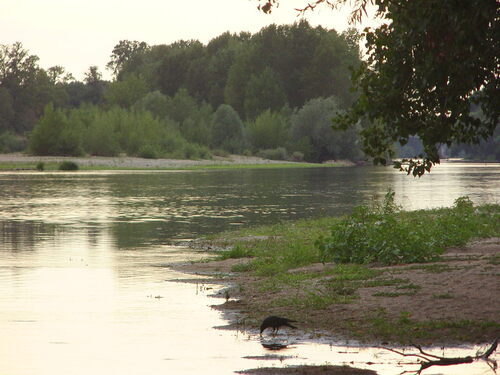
left=317, top=194, right=499, bottom=265
left=217, top=245, right=254, bottom=260
left=58, top=161, right=79, bottom=170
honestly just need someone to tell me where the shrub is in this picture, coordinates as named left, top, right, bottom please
left=0, top=131, right=25, bottom=152
left=138, top=144, right=160, bottom=159
left=316, top=193, right=498, bottom=265
left=212, top=149, right=229, bottom=157
left=59, top=161, right=79, bottom=170
left=257, top=147, right=288, bottom=160
left=84, top=117, right=120, bottom=156
left=291, top=151, right=304, bottom=162
left=28, top=104, right=83, bottom=156
left=211, top=104, right=245, bottom=153
left=246, top=110, right=289, bottom=151
left=104, top=73, right=149, bottom=108
left=36, top=162, right=45, bottom=171
left=133, top=90, right=170, bottom=119
left=290, top=97, right=362, bottom=162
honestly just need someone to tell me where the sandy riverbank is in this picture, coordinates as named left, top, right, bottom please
left=173, top=237, right=500, bottom=344
left=0, top=153, right=317, bottom=169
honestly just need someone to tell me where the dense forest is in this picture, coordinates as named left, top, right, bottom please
left=0, top=21, right=498, bottom=162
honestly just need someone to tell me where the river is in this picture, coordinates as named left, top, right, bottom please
left=0, top=162, right=498, bottom=374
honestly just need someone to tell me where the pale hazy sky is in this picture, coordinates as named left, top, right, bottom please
left=2, top=0, right=372, bottom=81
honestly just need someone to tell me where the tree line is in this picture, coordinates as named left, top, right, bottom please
left=1, top=19, right=497, bottom=162
left=257, top=0, right=499, bottom=174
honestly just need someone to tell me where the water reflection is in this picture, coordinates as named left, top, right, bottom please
left=0, top=163, right=499, bottom=374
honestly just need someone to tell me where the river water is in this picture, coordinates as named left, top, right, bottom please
left=0, top=162, right=498, bottom=375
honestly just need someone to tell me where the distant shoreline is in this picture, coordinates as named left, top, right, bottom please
left=0, top=153, right=350, bottom=171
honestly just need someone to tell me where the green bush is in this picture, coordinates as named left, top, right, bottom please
left=138, top=144, right=160, bottom=159
left=28, top=104, right=83, bottom=156
left=59, top=161, right=79, bottom=170
left=211, top=104, right=245, bottom=153
left=316, top=193, right=499, bottom=265
left=212, top=149, right=229, bottom=157
left=104, top=73, right=149, bottom=108
left=290, top=97, right=362, bottom=162
left=257, top=147, right=288, bottom=160
left=291, top=151, right=304, bottom=162
left=84, top=117, right=120, bottom=156
left=36, top=162, right=45, bottom=171
left=246, top=110, right=289, bottom=151
left=27, top=103, right=213, bottom=160
left=0, top=131, right=25, bottom=152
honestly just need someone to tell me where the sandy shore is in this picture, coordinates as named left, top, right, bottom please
left=174, top=237, right=500, bottom=344
left=0, top=153, right=309, bottom=169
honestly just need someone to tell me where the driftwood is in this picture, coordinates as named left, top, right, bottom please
left=382, top=338, right=498, bottom=374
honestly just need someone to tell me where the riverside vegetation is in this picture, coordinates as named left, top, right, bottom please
left=1, top=20, right=498, bottom=163
left=193, top=194, right=500, bottom=343
left=0, top=23, right=364, bottom=163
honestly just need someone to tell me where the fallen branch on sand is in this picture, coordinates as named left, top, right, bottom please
left=381, top=338, right=498, bottom=374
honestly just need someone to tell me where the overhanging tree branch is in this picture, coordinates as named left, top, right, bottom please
left=381, top=338, right=498, bottom=375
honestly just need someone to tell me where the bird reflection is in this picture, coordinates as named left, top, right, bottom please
left=259, top=315, right=298, bottom=351
left=261, top=341, right=289, bottom=350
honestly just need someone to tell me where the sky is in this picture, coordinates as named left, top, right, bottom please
left=2, top=0, right=375, bottom=81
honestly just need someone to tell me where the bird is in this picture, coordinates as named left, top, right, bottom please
left=259, top=315, right=297, bottom=335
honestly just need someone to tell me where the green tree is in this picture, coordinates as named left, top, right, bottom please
left=291, top=96, right=362, bottom=162
left=258, top=0, right=499, bottom=176
left=46, top=66, right=74, bottom=85
left=0, top=87, right=14, bottom=132
left=133, top=90, right=170, bottom=119
left=223, top=46, right=253, bottom=116
left=211, top=104, right=245, bottom=152
left=243, top=67, right=287, bottom=119
left=104, top=73, right=149, bottom=108
left=205, top=32, right=246, bottom=109
left=106, top=40, right=150, bottom=78
left=0, top=43, right=44, bottom=132
left=302, top=30, right=359, bottom=106
left=246, top=109, right=289, bottom=151
left=156, top=40, right=205, bottom=97
left=83, top=66, right=106, bottom=105
left=180, top=102, right=213, bottom=146
left=164, top=88, right=198, bottom=125
left=28, top=104, right=82, bottom=156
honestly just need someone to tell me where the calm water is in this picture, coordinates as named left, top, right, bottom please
left=1, top=162, right=499, bottom=375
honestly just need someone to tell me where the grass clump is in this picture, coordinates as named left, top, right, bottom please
left=316, top=193, right=499, bottom=265
left=58, top=161, right=79, bottom=170
left=36, top=162, right=45, bottom=171
left=217, top=245, right=255, bottom=260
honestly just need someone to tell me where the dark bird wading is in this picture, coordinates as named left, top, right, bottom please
left=260, top=315, right=297, bottom=335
